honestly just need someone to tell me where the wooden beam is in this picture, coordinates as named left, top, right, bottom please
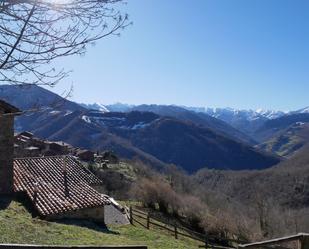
left=301, top=235, right=309, bottom=249
left=239, top=233, right=309, bottom=248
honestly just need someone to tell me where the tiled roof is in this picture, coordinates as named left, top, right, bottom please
left=14, top=156, right=110, bottom=216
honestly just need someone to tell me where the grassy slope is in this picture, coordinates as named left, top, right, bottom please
left=257, top=124, right=309, bottom=157
left=0, top=199, right=200, bottom=249
left=258, top=135, right=303, bottom=157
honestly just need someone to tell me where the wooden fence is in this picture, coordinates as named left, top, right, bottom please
left=129, top=207, right=239, bottom=249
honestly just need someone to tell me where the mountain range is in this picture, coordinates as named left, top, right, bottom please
left=1, top=84, right=308, bottom=172
left=84, top=102, right=309, bottom=137
left=83, top=103, right=256, bottom=145
left=83, top=101, right=309, bottom=157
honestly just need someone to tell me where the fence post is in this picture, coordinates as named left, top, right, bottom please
left=174, top=225, right=178, bottom=239
left=129, top=206, right=133, bottom=224
left=146, top=213, right=150, bottom=229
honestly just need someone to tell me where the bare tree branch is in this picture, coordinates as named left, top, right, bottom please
left=0, top=0, right=130, bottom=86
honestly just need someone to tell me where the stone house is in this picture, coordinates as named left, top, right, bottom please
left=14, top=133, right=44, bottom=157
left=76, top=149, right=95, bottom=162
left=0, top=100, right=129, bottom=225
left=45, top=141, right=70, bottom=156
left=0, top=100, right=21, bottom=194
left=14, top=134, right=72, bottom=157
left=14, top=156, right=129, bottom=224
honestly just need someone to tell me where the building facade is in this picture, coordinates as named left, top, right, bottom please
left=0, top=100, right=20, bottom=194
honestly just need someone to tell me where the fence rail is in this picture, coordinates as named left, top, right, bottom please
left=129, top=207, right=238, bottom=249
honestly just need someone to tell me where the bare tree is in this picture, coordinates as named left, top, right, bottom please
left=0, top=0, right=130, bottom=86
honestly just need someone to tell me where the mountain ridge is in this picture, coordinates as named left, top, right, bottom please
left=0, top=84, right=281, bottom=173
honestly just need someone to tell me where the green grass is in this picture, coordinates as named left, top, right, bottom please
left=259, top=134, right=304, bottom=157
left=0, top=199, right=201, bottom=249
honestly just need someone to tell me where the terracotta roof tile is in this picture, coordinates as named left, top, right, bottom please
left=13, top=156, right=110, bottom=216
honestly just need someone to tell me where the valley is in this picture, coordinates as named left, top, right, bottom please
left=0, top=84, right=287, bottom=173
left=0, top=1, right=307, bottom=248
left=0, top=84, right=308, bottom=246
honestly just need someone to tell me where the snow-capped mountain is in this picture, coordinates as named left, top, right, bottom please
left=184, top=107, right=287, bottom=138
left=189, top=107, right=286, bottom=120
left=255, top=109, right=286, bottom=119
left=292, top=106, right=309, bottom=114
left=80, top=102, right=309, bottom=141
left=80, top=102, right=134, bottom=113
left=107, top=103, right=135, bottom=112
left=80, top=102, right=110, bottom=112
left=82, top=102, right=288, bottom=121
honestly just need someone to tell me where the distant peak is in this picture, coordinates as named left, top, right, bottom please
left=296, top=106, right=309, bottom=113
left=79, top=103, right=109, bottom=113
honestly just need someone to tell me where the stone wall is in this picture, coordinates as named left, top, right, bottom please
left=47, top=204, right=130, bottom=225
left=48, top=206, right=105, bottom=223
left=0, top=115, right=14, bottom=194
left=104, top=204, right=130, bottom=225
left=0, top=245, right=147, bottom=249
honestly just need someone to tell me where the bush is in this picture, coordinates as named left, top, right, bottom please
left=132, top=176, right=208, bottom=230
left=181, top=195, right=206, bottom=231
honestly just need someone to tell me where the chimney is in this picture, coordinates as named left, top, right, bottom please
left=0, top=100, right=21, bottom=195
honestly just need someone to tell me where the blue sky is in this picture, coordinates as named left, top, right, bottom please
left=52, top=0, right=308, bottom=111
